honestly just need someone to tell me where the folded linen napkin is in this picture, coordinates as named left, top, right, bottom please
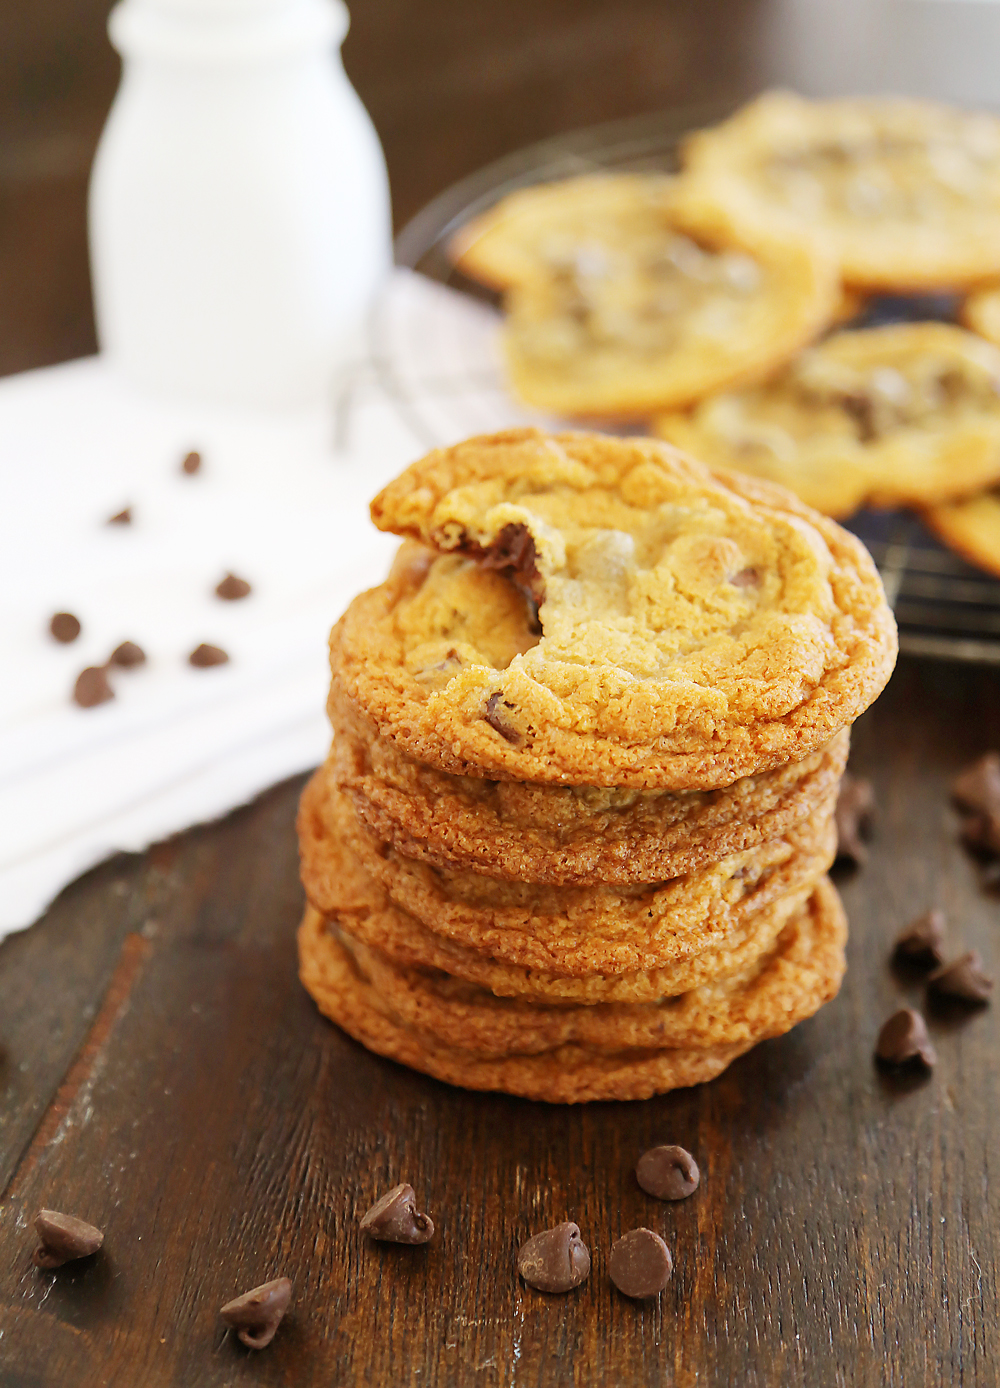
left=1, top=268, right=548, bottom=937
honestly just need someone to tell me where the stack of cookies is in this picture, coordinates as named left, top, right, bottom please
left=297, top=429, right=897, bottom=1102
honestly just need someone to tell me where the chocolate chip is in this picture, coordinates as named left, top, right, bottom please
left=840, top=392, right=877, bottom=443
left=33, top=1210, right=104, bottom=1268
left=189, top=643, right=229, bottom=668
left=959, top=810, right=1000, bottom=857
left=359, top=1184, right=434, bottom=1244
left=110, top=640, right=146, bottom=669
left=220, top=1277, right=292, bottom=1349
left=636, top=1145, right=700, bottom=1201
left=730, top=566, right=759, bottom=588
left=215, top=572, right=252, bottom=601
left=875, top=1007, right=936, bottom=1068
left=180, top=450, right=202, bottom=475
left=608, top=1228, right=673, bottom=1299
left=929, top=951, right=994, bottom=1004
left=73, top=666, right=114, bottom=708
left=517, top=1222, right=591, bottom=1293
left=835, top=774, right=875, bottom=865
left=107, top=507, right=132, bottom=525
left=485, top=691, right=521, bottom=745
left=470, top=522, right=543, bottom=603
left=893, top=909, right=946, bottom=969
left=49, top=612, right=81, bottom=643
left=951, top=752, right=1000, bottom=816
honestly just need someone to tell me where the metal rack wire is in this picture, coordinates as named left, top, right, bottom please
left=394, top=105, right=1000, bottom=665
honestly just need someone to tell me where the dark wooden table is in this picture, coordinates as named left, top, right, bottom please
left=2, top=4, right=998, bottom=1384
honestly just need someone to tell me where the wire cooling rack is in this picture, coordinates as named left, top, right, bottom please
left=393, top=104, right=1000, bottom=666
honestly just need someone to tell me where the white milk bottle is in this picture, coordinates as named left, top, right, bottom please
left=89, top=0, right=392, bottom=410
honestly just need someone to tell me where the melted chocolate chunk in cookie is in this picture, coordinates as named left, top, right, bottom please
left=465, top=522, right=544, bottom=605
left=485, top=691, right=522, bottom=745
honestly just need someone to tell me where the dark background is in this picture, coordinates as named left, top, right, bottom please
left=1, top=4, right=998, bottom=1386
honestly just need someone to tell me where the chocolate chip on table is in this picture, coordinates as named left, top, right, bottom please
left=49, top=612, right=81, bottom=643
left=517, top=1221, right=590, bottom=1293
left=874, top=1007, right=936, bottom=1069
left=636, top=1145, right=700, bottom=1201
left=220, top=1277, right=292, bottom=1350
left=608, top=1228, right=673, bottom=1300
left=107, top=507, right=132, bottom=525
left=928, top=951, right=994, bottom=1004
left=215, top=572, right=252, bottom=601
left=33, top=1209, right=104, bottom=1268
left=835, top=774, right=875, bottom=865
left=73, top=666, right=114, bottom=708
left=359, top=1184, right=434, bottom=1244
left=110, top=640, right=146, bottom=669
left=959, top=811, right=1000, bottom=857
left=951, top=752, right=1000, bottom=816
left=485, top=691, right=522, bottom=745
left=189, top=643, right=229, bottom=668
left=180, top=450, right=202, bottom=475
left=893, top=909, right=947, bottom=969
left=951, top=754, right=1000, bottom=855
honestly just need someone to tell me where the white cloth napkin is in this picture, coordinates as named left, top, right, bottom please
left=1, top=267, right=551, bottom=937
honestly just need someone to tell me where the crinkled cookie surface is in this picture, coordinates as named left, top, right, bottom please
left=346, top=430, right=896, bottom=788
left=670, top=91, right=1000, bottom=291
left=445, top=172, right=838, bottom=417
left=656, top=324, right=1000, bottom=519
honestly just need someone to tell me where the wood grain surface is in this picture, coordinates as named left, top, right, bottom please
left=1, top=3, right=998, bottom=1384
left=1, top=658, right=998, bottom=1386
